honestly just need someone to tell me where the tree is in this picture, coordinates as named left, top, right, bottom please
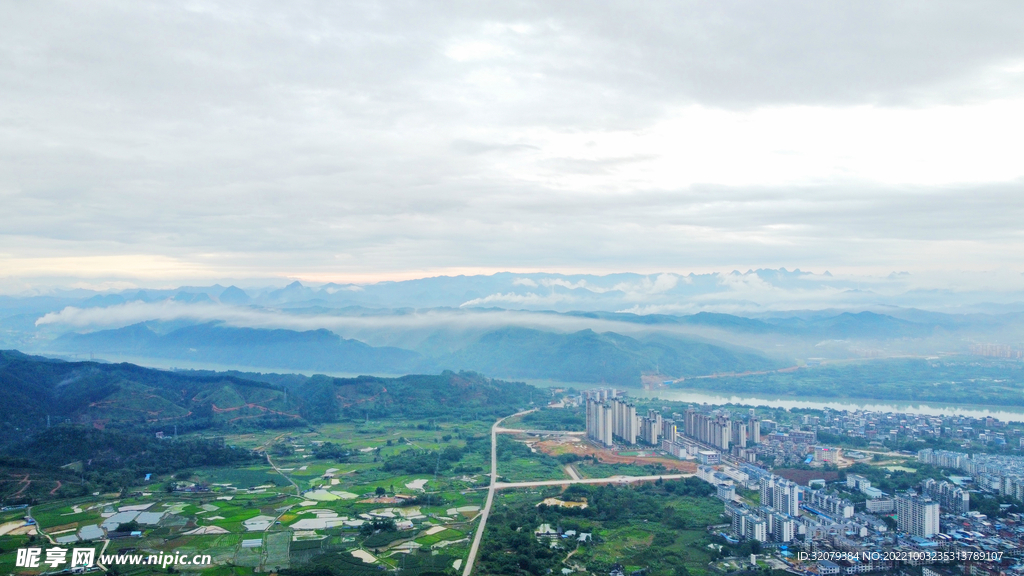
left=376, top=486, right=387, bottom=496
left=117, top=520, right=141, bottom=533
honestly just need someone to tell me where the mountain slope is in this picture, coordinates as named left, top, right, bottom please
left=46, top=321, right=782, bottom=384
left=435, top=327, right=782, bottom=385
left=0, top=350, right=299, bottom=444
left=50, top=322, right=422, bottom=373
left=0, top=350, right=539, bottom=442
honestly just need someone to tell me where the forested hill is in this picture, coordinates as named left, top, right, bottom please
left=50, top=322, right=422, bottom=373
left=0, top=351, right=537, bottom=503
left=46, top=322, right=784, bottom=385
left=0, top=350, right=537, bottom=445
left=0, top=349, right=298, bottom=444
left=290, top=371, right=536, bottom=423
left=436, top=327, right=780, bottom=384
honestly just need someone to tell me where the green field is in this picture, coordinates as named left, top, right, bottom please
left=478, top=479, right=724, bottom=576
left=199, top=467, right=291, bottom=488
left=0, top=393, right=727, bottom=576
left=576, top=460, right=668, bottom=478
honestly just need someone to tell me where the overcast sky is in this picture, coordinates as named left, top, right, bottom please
left=3, top=1, right=1024, bottom=292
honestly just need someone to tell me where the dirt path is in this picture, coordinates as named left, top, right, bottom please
left=12, top=474, right=31, bottom=498
left=212, top=403, right=301, bottom=420
left=496, top=474, right=691, bottom=489
left=264, top=434, right=301, bottom=497
left=50, top=480, right=62, bottom=495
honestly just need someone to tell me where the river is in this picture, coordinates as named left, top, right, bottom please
left=634, top=389, right=1024, bottom=423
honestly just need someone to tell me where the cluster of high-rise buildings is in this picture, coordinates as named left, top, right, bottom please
left=800, top=408, right=1015, bottom=448
left=695, top=454, right=962, bottom=550
left=700, top=464, right=803, bottom=543
left=969, top=343, right=1024, bottom=359
left=805, top=490, right=854, bottom=519
left=682, top=407, right=760, bottom=450
left=585, top=391, right=771, bottom=452
left=920, top=479, right=970, bottom=515
left=725, top=475, right=801, bottom=544
left=641, top=401, right=1024, bottom=575
left=718, top=470, right=866, bottom=545
left=584, top=389, right=671, bottom=447
left=759, top=475, right=802, bottom=516
left=919, top=448, right=1024, bottom=501
left=717, top=470, right=947, bottom=544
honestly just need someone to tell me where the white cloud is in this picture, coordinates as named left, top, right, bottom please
left=31, top=299, right=681, bottom=337
left=609, top=274, right=681, bottom=299
left=459, top=291, right=575, bottom=308
left=444, top=40, right=514, bottom=62
left=539, top=278, right=597, bottom=291
left=4, top=2, right=1024, bottom=287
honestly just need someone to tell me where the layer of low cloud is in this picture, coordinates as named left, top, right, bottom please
left=33, top=299, right=685, bottom=339
left=2, top=1, right=1024, bottom=286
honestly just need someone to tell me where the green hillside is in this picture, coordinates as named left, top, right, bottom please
left=44, top=320, right=785, bottom=385
left=436, top=327, right=782, bottom=385
left=0, top=350, right=537, bottom=442
left=0, top=351, right=539, bottom=503
left=0, top=350, right=300, bottom=444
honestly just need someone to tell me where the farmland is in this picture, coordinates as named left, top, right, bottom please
left=1, top=385, right=712, bottom=576
left=476, top=478, right=723, bottom=576
left=0, top=415, right=494, bottom=576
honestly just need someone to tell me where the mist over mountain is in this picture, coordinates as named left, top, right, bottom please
left=434, top=327, right=781, bottom=384
left=2, top=270, right=1023, bottom=386
left=51, top=322, right=422, bottom=374
left=8, top=269, right=1024, bottom=315
left=45, top=322, right=782, bottom=385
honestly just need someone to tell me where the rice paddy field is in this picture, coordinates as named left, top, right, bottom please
left=1, top=407, right=705, bottom=576
left=0, top=416, right=493, bottom=575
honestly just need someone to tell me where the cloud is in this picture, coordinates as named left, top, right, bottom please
left=458, top=291, right=575, bottom=308
left=450, top=140, right=540, bottom=155
left=323, top=285, right=364, bottom=293
left=539, top=278, right=596, bottom=291
left=31, top=298, right=693, bottom=338
left=3, top=2, right=1024, bottom=287
left=608, top=274, right=681, bottom=299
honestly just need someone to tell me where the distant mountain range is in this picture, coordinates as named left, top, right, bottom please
left=437, top=327, right=779, bottom=382
left=7, top=269, right=1024, bottom=315
left=557, top=310, right=940, bottom=339
left=51, top=323, right=421, bottom=373
left=4, top=270, right=1024, bottom=383
left=47, top=321, right=784, bottom=385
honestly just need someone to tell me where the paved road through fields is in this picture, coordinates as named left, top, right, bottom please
left=461, top=409, right=694, bottom=576
left=462, top=408, right=536, bottom=576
